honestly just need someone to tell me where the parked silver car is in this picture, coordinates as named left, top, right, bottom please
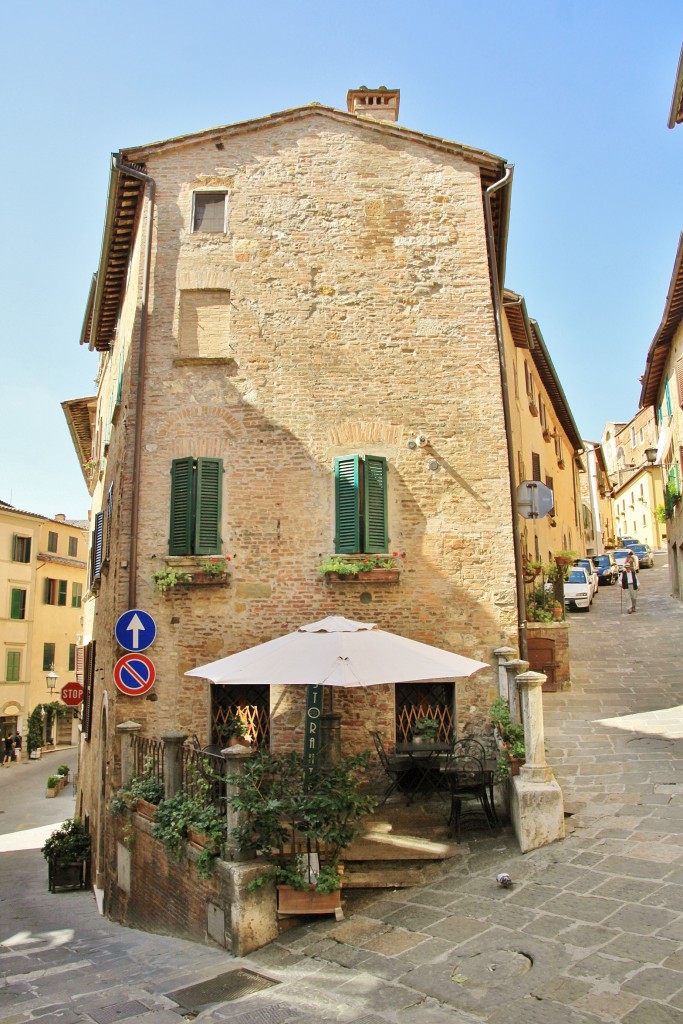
left=627, top=543, right=654, bottom=568
left=613, top=548, right=640, bottom=572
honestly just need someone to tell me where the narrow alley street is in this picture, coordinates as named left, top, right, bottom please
left=2, top=555, right=683, bottom=1023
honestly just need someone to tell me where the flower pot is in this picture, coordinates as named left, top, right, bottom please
left=188, top=571, right=229, bottom=587
left=48, top=857, right=90, bottom=893
left=188, top=828, right=220, bottom=853
left=226, top=735, right=252, bottom=748
left=46, top=787, right=57, bottom=798
left=277, top=884, right=343, bottom=920
left=509, top=757, right=525, bottom=777
left=326, top=569, right=400, bottom=583
left=135, top=798, right=158, bottom=821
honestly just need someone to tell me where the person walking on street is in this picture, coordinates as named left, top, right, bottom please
left=13, top=730, right=22, bottom=762
left=3, top=734, right=13, bottom=766
left=621, top=551, right=639, bottom=613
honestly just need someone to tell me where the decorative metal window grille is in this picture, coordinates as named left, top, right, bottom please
left=395, top=683, right=455, bottom=743
left=212, top=684, right=270, bottom=749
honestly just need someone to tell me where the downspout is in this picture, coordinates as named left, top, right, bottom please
left=482, top=165, right=529, bottom=660
left=111, top=155, right=156, bottom=609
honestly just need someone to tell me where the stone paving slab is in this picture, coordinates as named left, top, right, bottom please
left=4, top=556, right=683, bottom=1021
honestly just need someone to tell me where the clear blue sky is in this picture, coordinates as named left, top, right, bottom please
left=1, top=1, right=681, bottom=519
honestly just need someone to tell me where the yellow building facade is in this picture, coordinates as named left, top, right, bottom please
left=0, top=501, right=88, bottom=748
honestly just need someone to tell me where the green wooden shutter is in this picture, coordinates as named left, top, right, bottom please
left=58, top=580, right=67, bottom=606
left=10, top=589, right=25, bottom=619
left=194, top=458, right=223, bottom=555
left=335, top=456, right=360, bottom=553
left=44, top=578, right=52, bottom=603
left=169, top=457, right=195, bottom=555
left=364, top=455, right=388, bottom=553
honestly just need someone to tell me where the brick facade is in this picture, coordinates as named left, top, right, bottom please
left=70, top=101, right=521, bottom=916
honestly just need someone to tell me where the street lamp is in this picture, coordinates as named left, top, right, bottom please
left=45, top=666, right=58, bottom=696
left=645, top=447, right=658, bottom=465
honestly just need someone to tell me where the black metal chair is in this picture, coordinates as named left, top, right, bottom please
left=443, top=750, right=497, bottom=841
left=371, top=732, right=413, bottom=804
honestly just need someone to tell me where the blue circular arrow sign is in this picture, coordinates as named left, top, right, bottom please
left=115, top=609, right=157, bottom=652
left=114, top=653, right=156, bottom=696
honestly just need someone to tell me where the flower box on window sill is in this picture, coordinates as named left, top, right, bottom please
left=528, top=400, right=538, bottom=417
left=557, top=458, right=565, bottom=470
left=153, top=557, right=231, bottom=593
left=325, top=569, right=400, bottom=584
left=542, top=429, right=552, bottom=443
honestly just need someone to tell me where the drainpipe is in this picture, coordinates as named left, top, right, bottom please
left=482, top=165, right=528, bottom=660
left=111, top=155, right=156, bottom=609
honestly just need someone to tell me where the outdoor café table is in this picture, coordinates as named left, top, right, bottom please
left=394, top=742, right=452, bottom=804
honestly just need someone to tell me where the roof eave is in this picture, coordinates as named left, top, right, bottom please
left=668, top=44, right=683, bottom=129
left=639, top=233, right=683, bottom=407
left=529, top=320, right=584, bottom=452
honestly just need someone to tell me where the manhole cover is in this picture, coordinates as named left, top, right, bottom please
left=89, top=1001, right=150, bottom=1024
left=451, top=949, right=533, bottom=988
left=170, top=969, right=279, bottom=1013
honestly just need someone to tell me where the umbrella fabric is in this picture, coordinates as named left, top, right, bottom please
left=185, top=615, right=488, bottom=688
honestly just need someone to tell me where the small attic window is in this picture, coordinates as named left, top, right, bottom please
left=192, top=192, right=227, bottom=233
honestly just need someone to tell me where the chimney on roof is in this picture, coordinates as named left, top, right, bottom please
left=55, top=514, right=66, bottom=522
left=347, top=86, right=400, bottom=123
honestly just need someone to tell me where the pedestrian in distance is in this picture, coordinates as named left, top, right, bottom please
left=621, top=551, right=639, bottom=614
left=3, top=734, right=13, bottom=766
left=13, top=730, right=22, bottom=762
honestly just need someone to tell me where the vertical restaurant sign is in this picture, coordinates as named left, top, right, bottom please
left=304, top=685, right=323, bottom=774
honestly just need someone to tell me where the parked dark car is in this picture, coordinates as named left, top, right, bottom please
left=628, top=543, right=654, bottom=568
left=620, top=537, right=641, bottom=549
left=593, top=553, right=619, bottom=585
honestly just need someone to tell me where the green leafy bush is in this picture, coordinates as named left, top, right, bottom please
left=42, top=818, right=91, bottom=862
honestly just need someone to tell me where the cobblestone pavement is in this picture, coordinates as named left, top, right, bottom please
left=2, top=554, right=683, bottom=1023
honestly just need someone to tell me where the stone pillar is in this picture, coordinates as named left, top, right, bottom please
left=516, top=671, right=554, bottom=784
left=503, top=658, right=528, bottom=723
left=161, top=731, right=187, bottom=799
left=493, top=647, right=516, bottom=700
left=224, top=746, right=256, bottom=862
left=320, top=712, right=342, bottom=767
left=116, top=721, right=141, bottom=786
left=510, top=670, right=564, bottom=853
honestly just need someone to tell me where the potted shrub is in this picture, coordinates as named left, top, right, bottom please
left=111, top=759, right=165, bottom=821
left=411, top=715, right=440, bottom=744
left=217, top=712, right=253, bottom=747
left=489, top=697, right=526, bottom=778
left=46, top=774, right=60, bottom=798
left=56, top=764, right=70, bottom=785
left=42, top=818, right=91, bottom=891
left=228, top=750, right=376, bottom=918
left=151, top=767, right=225, bottom=878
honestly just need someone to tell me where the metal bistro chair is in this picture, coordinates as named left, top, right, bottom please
left=371, top=732, right=413, bottom=805
left=443, top=748, right=497, bottom=842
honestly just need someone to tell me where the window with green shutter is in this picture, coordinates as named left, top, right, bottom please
left=68, top=644, right=76, bottom=672
left=6, top=651, right=20, bottom=682
left=72, top=582, right=82, bottom=608
left=12, top=535, right=31, bottom=562
left=10, top=589, right=26, bottom=620
left=169, top=457, right=223, bottom=555
left=58, top=580, right=67, bottom=606
left=334, top=454, right=388, bottom=554
left=42, top=643, right=55, bottom=672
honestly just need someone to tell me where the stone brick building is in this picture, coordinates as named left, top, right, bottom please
left=64, top=88, right=581, bottom=900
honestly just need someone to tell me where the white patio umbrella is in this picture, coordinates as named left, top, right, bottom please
left=185, top=615, right=489, bottom=687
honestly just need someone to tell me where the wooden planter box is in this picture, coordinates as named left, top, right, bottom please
left=48, top=857, right=90, bottom=893
left=188, top=828, right=220, bottom=853
left=277, top=884, right=343, bottom=920
left=325, top=570, right=400, bottom=584
left=135, top=799, right=158, bottom=821
left=46, top=787, right=57, bottom=798
left=186, top=571, right=230, bottom=587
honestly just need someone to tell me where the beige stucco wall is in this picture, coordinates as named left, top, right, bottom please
left=1, top=507, right=87, bottom=742
left=502, top=311, right=584, bottom=565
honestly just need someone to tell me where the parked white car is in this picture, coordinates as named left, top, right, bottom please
left=574, top=558, right=599, bottom=600
left=563, top=567, right=592, bottom=612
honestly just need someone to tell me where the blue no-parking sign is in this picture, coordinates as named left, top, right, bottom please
left=114, top=653, right=156, bottom=696
left=115, top=609, right=157, bottom=652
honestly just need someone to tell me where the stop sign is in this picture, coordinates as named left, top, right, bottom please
left=61, top=682, right=84, bottom=706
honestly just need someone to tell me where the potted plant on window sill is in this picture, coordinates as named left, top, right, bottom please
left=318, top=553, right=403, bottom=583
left=228, top=750, right=376, bottom=920
left=411, top=715, right=441, bottom=744
left=217, top=712, right=253, bottom=748
left=42, top=818, right=91, bottom=892
left=542, top=427, right=552, bottom=442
